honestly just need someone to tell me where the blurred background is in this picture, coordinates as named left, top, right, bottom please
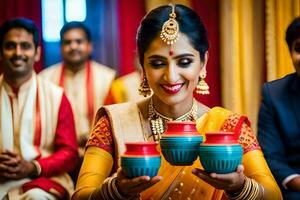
left=0, top=0, right=299, bottom=132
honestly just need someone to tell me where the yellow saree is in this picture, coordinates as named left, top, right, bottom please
left=141, top=107, right=281, bottom=199
left=73, top=103, right=282, bottom=200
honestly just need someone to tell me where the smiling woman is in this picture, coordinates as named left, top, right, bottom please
left=143, top=33, right=203, bottom=111
left=72, top=4, right=282, bottom=200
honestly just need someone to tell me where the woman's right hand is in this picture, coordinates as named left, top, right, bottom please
left=115, top=168, right=162, bottom=197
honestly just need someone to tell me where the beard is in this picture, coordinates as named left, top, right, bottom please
left=63, top=52, right=89, bottom=66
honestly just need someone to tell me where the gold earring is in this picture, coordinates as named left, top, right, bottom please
left=196, top=72, right=210, bottom=95
left=138, top=76, right=151, bottom=97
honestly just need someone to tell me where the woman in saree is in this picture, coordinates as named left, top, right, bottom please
left=72, top=4, right=282, bottom=200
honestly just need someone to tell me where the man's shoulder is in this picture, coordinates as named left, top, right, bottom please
left=37, top=76, right=63, bottom=94
left=264, top=73, right=296, bottom=89
left=91, top=61, right=116, bottom=75
left=117, top=71, right=140, bottom=82
left=39, top=62, right=62, bottom=77
left=262, top=73, right=298, bottom=101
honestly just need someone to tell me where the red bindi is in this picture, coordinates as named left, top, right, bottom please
left=169, top=49, right=174, bottom=56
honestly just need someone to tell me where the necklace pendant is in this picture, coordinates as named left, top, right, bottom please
left=148, top=98, right=198, bottom=142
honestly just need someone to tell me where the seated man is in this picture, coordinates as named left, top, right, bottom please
left=0, top=18, right=78, bottom=199
left=258, top=16, right=300, bottom=200
left=39, top=22, right=116, bottom=157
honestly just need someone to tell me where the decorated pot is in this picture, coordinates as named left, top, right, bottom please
left=198, top=131, right=243, bottom=174
left=121, top=142, right=161, bottom=178
left=160, top=121, right=203, bottom=166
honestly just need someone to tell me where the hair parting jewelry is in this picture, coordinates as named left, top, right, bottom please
left=160, top=3, right=179, bottom=45
left=148, top=98, right=198, bottom=141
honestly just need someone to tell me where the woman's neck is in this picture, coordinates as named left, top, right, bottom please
left=151, top=95, right=194, bottom=119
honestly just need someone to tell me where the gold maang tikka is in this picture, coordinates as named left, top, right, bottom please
left=160, top=4, right=179, bottom=45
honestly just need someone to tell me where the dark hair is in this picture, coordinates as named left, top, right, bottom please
left=60, top=21, right=91, bottom=42
left=0, top=18, right=39, bottom=49
left=286, top=17, right=300, bottom=51
left=136, top=4, right=209, bottom=66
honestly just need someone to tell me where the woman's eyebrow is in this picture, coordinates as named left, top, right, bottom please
left=148, top=53, right=195, bottom=60
left=148, top=55, right=166, bottom=59
left=173, top=53, right=195, bottom=59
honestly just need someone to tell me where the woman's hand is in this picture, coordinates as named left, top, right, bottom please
left=116, top=168, right=162, bottom=197
left=192, top=164, right=245, bottom=193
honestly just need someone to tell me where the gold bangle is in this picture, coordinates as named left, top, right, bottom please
left=226, top=177, right=262, bottom=200
left=31, top=160, right=41, bottom=176
left=236, top=177, right=251, bottom=200
left=226, top=177, right=250, bottom=200
left=239, top=178, right=260, bottom=200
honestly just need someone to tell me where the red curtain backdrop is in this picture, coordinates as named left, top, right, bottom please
left=0, top=0, right=43, bottom=72
left=192, top=0, right=221, bottom=107
left=118, top=0, right=146, bottom=76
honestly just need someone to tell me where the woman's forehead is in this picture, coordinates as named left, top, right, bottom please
left=145, top=33, right=198, bottom=57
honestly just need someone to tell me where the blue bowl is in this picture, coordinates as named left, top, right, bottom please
left=160, top=135, right=203, bottom=166
left=121, top=156, right=161, bottom=178
left=198, top=144, right=243, bottom=174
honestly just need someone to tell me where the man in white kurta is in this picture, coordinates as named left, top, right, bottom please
left=0, top=18, right=78, bottom=199
left=39, top=22, right=116, bottom=156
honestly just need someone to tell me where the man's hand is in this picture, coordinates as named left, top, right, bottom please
left=287, top=176, right=300, bottom=191
left=0, top=150, right=36, bottom=181
left=78, top=134, right=88, bottom=148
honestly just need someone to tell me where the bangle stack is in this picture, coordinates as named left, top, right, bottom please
left=89, top=175, right=140, bottom=200
left=226, top=177, right=263, bottom=200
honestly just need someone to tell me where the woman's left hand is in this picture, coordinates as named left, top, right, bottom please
left=192, top=164, right=245, bottom=192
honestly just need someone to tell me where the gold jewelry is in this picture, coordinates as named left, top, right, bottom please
left=160, top=4, right=179, bottom=45
left=226, top=177, right=261, bottom=200
left=196, top=72, right=210, bottom=95
left=31, top=160, right=41, bottom=177
left=148, top=98, right=198, bottom=141
left=138, top=76, right=151, bottom=97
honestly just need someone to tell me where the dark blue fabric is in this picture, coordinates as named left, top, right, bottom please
left=257, top=72, right=300, bottom=199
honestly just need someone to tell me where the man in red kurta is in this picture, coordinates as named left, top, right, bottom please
left=0, top=18, right=78, bottom=199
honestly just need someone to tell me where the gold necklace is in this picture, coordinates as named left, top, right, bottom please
left=148, top=98, right=198, bottom=141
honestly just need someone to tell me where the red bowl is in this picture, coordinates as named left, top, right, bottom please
left=164, top=121, right=199, bottom=136
left=204, top=131, right=239, bottom=145
left=123, top=142, right=160, bottom=156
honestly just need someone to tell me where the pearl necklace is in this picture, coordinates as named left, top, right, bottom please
left=148, top=98, right=198, bottom=141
